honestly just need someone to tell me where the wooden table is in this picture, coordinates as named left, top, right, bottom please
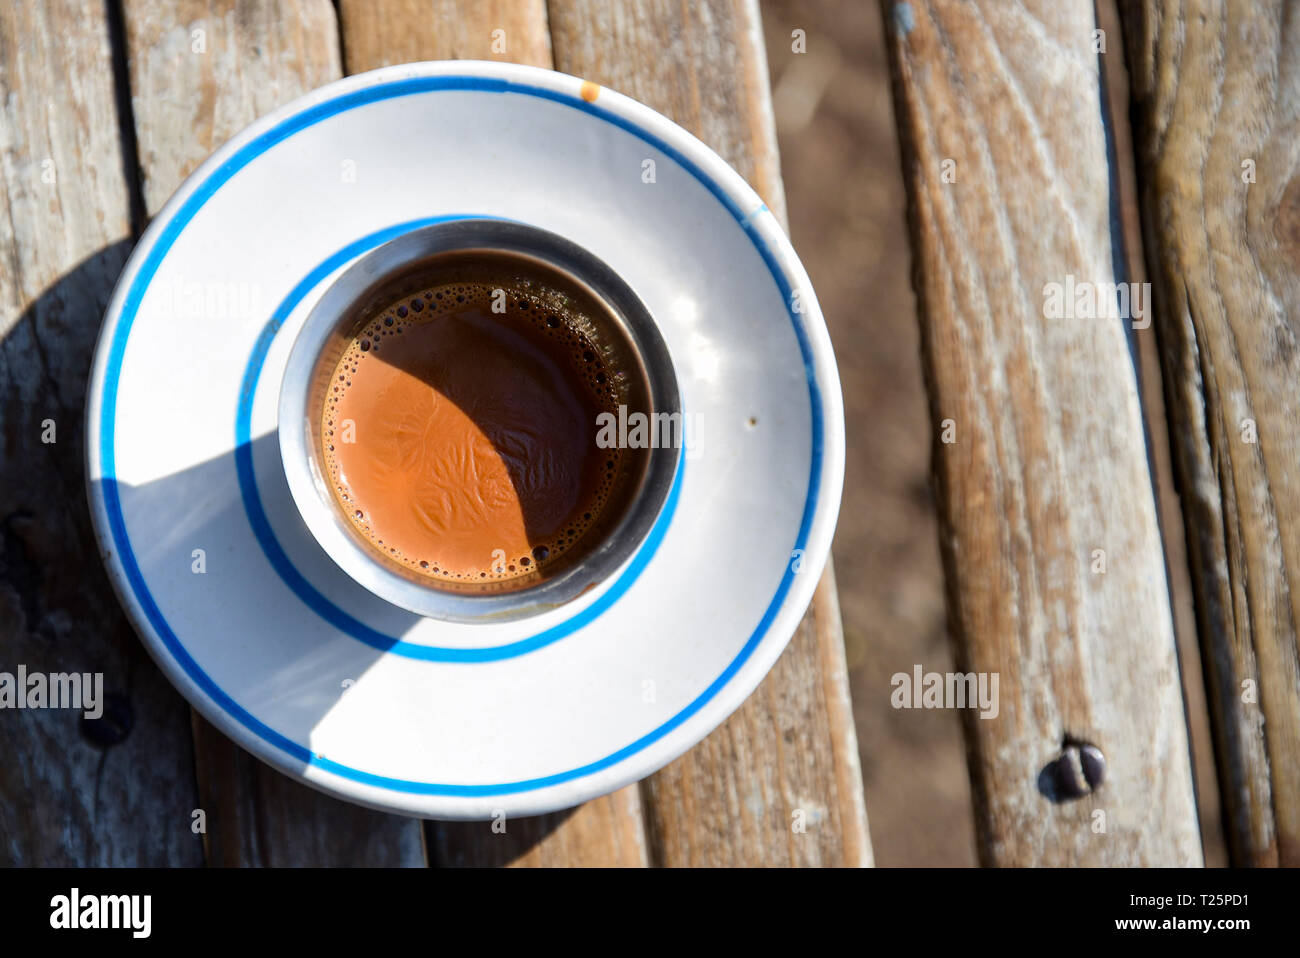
left=880, top=0, right=1300, bottom=866
left=0, top=0, right=870, bottom=866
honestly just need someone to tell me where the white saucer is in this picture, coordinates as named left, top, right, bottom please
left=85, top=60, right=845, bottom=819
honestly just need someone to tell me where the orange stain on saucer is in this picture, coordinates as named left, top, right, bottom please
left=579, top=80, right=600, bottom=103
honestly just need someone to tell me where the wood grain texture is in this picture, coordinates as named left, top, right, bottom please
left=1119, top=0, right=1300, bottom=866
left=337, top=0, right=656, bottom=868
left=1095, top=0, right=1227, bottom=865
left=879, top=0, right=1201, bottom=864
left=0, top=0, right=204, bottom=866
left=337, top=0, right=551, bottom=71
left=430, top=787, right=649, bottom=867
left=549, top=0, right=870, bottom=866
left=123, top=0, right=344, bottom=213
left=120, top=0, right=427, bottom=865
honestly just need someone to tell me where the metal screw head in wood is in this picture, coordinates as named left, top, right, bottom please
left=1038, top=741, right=1107, bottom=803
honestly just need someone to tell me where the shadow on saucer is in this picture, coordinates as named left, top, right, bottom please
left=7, top=239, right=576, bottom=864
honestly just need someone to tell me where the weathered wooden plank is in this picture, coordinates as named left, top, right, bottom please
left=337, top=0, right=551, bottom=71
left=878, top=0, right=1201, bottom=864
left=0, top=0, right=204, bottom=865
left=431, top=787, right=649, bottom=867
left=124, top=0, right=344, bottom=214
left=1119, top=0, right=1300, bottom=866
left=120, top=0, right=427, bottom=865
left=1095, top=0, right=1227, bottom=865
left=549, top=0, right=871, bottom=866
left=337, top=0, right=655, bottom=868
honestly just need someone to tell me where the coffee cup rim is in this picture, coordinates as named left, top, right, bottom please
left=278, top=217, right=682, bottom=622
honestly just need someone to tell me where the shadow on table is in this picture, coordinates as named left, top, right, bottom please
left=0, top=240, right=212, bottom=865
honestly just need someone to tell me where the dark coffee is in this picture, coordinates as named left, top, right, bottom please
left=317, top=251, right=649, bottom=591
